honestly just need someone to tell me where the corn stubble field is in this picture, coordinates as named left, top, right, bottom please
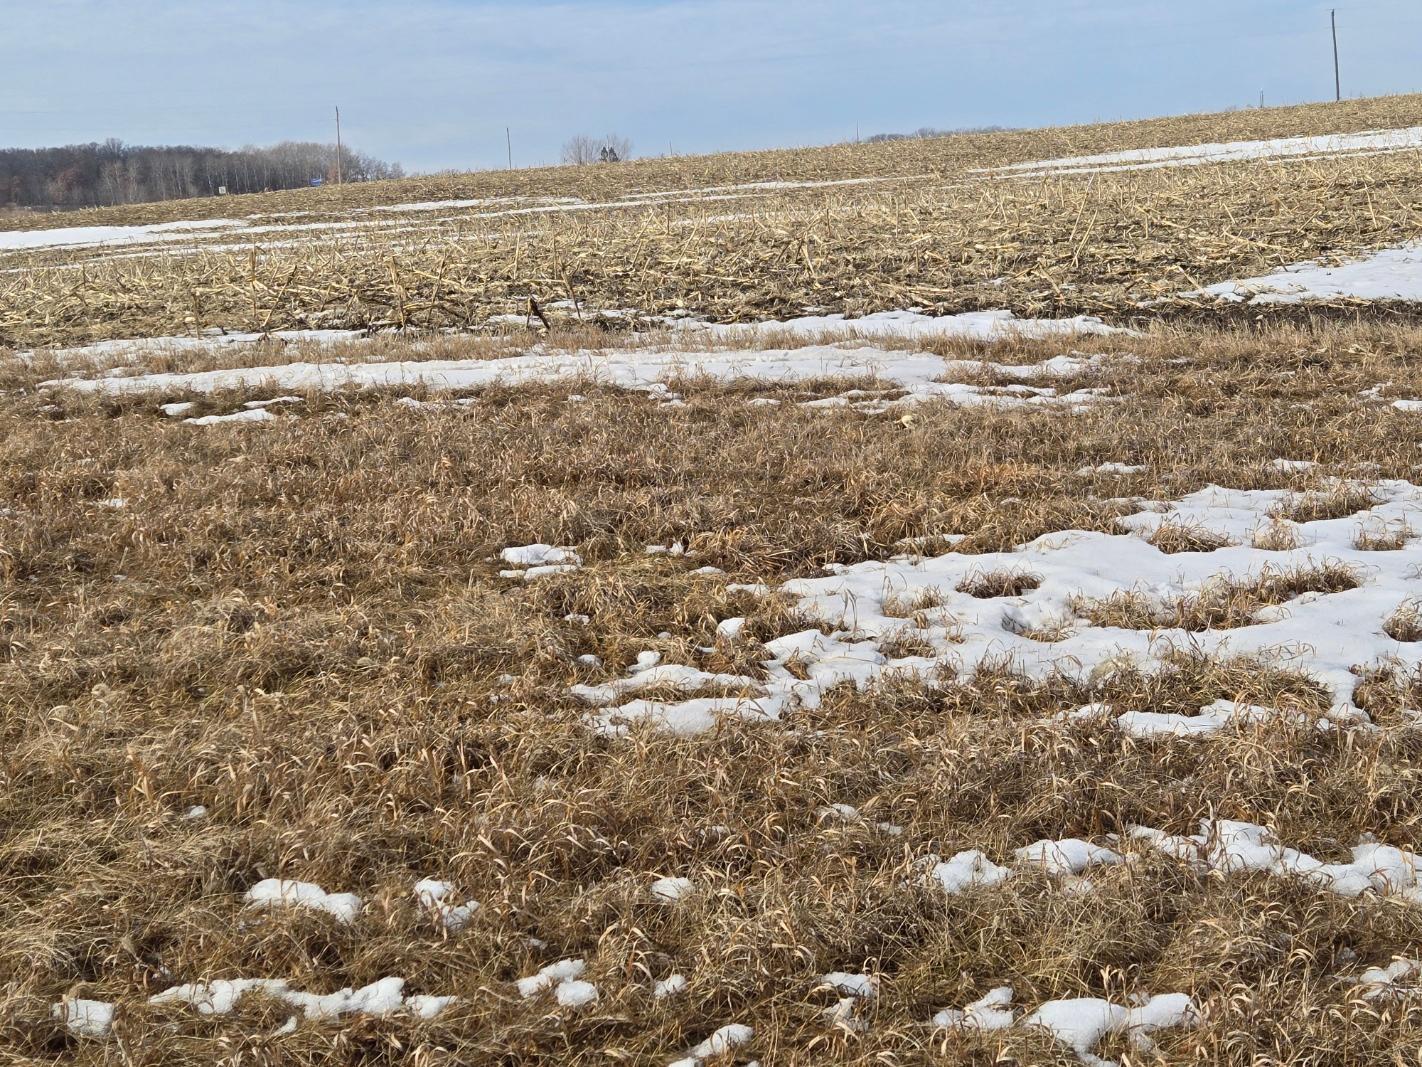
left=7, top=97, right=1422, bottom=1066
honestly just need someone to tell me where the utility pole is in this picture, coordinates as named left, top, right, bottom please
left=1332, top=10, right=1341, bottom=102
left=335, top=105, right=343, bottom=184
left=506, top=127, right=513, bottom=170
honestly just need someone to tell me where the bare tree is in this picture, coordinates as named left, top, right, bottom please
left=562, top=135, right=601, bottom=166
left=562, top=133, right=633, bottom=166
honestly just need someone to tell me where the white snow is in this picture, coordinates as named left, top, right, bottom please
left=1076, top=463, right=1145, bottom=476
left=1024, top=993, right=1197, bottom=1066
left=500, top=563, right=579, bottom=580
left=1112, top=698, right=1306, bottom=739
left=689, top=1023, right=754, bottom=1059
left=820, top=972, right=878, bottom=998
left=934, top=987, right=1196, bottom=1065
left=244, top=879, right=363, bottom=923
left=570, top=663, right=763, bottom=707
left=653, top=974, right=688, bottom=999
left=51, top=998, right=115, bottom=1037
left=580, top=480, right=1422, bottom=736
left=41, top=342, right=1119, bottom=414
left=932, top=986, right=1016, bottom=1031
left=716, top=617, right=747, bottom=639
left=651, top=876, right=695, bottom=903
left=499, top=544, right=583, bottom=581
left=1014, top=838, right=1123, bottom=876
left=928, top=850, right=1015, bottom=895
left=1131, top=820, right=1422, bottom=902
left=1354, top=958, right=1421, bottom=999
left=517, top=958, right=595, bottom=1006
left=500, top=544, right=581, bottom=567
left=34, top=329, right=367, bottom=365
left=1192, top=242, right=1422, bottom=305
left=413, top=879, right=479, bottom=932
left=679, top=309, right=1123, bottom=342
left=0, top=218, right=242, bottom=252
left=147, top=975, right=453, bottom=1023
left=555, top=980, right=600, bottom=1007
left=985, top=126, right=1422, bottom=177
left=183, top=407, right=277, bottom=427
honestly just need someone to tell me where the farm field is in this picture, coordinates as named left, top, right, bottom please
left=6, top=96, right=1422, bottom=1066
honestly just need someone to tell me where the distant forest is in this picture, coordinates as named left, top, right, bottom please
left=0, top=140, right=405, bottom=210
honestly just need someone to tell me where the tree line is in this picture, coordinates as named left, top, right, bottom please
left=864, top=126, right=1012, bottom=143
left=0, top=140, right=405, bottom=210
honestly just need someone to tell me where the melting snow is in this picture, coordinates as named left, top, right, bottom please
left=1192, top=242, right=1422, bottom=305
left=928, top=850, right=1015, bottom=894
left=0, top=218, right=242, bottom=252
left=42, top=342, right=1119, bottom=414
left=183, top=407, right=278, bottom=427
left=1354, top=958, right=1421, bottom=999
left=682, top=1023, right=754, bottom=1063
left=985, top=126, right=1422, bottom=177
left=499, top=543, right=582, bottom=580
left=1024, top=993, right=1198, bottom=1066
left=51, top=998, right=116, bottom=1038
left=148, top=975, right=450, bottom=1022
left=244, top=879, right=362, bottom=923
left=653, top=974, right=688, bottom=999
left=501, top=544, right=581, bottom=567
left=580, top=481, right=1422, bottom=735
left=933, top=987, right=1196, bottom=1065
left=932, top=985, right=1016, bottom=1031
left=678, top=309, right=1123, bottom=342
left=651, top=876, right=695, bottom=903
left=413, top=879, right=479, bottom=932
left=517, top=959, right=596, bottom=1006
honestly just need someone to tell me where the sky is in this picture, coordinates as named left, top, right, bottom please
left=5, top=0, right=1422, bottom=173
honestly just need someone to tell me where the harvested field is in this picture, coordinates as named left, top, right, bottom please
left=7, top=97, right=1422, bottom=1067
left=6, top=95, right=1422, bottom=349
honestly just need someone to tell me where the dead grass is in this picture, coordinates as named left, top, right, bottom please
left=8, top=168, right=1422, bottom=1065
left=1079, top=561, right=1362, bottom=632
left=1355, top=521, right=1413, bottom=551
left=956, top=570, right=1042, bottom=599
left=1383, top=601, right=1422, bottom=643
left=1271, top=486, right=1381, bottom=523
left=1145, top=523, right=1234, bottom=554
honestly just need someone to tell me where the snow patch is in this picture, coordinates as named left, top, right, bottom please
left=43, top=341, right=1123, bottom=415
left=678, top=309, right=1123, bottom=342
left=244, top=879, right=362, bottom=923
left=986, top=126, right=1422, bottom=177
left=1191, top=242, right=1422, bottom=306
left=578, top=481, right=1422, bottom=735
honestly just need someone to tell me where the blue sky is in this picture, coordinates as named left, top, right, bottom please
left=6, top=0, right=1421, bottom=172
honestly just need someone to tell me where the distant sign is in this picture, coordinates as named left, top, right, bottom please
left=310, top=177, right=324, bottom=186
left=217, top=185, right=227, bottom=196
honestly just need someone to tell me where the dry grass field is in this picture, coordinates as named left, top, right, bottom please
left=7, top=98, right=1422, bottom=1066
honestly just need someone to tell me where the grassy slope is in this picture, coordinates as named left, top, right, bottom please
left=5, top=325, right=1422, bottom=1063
